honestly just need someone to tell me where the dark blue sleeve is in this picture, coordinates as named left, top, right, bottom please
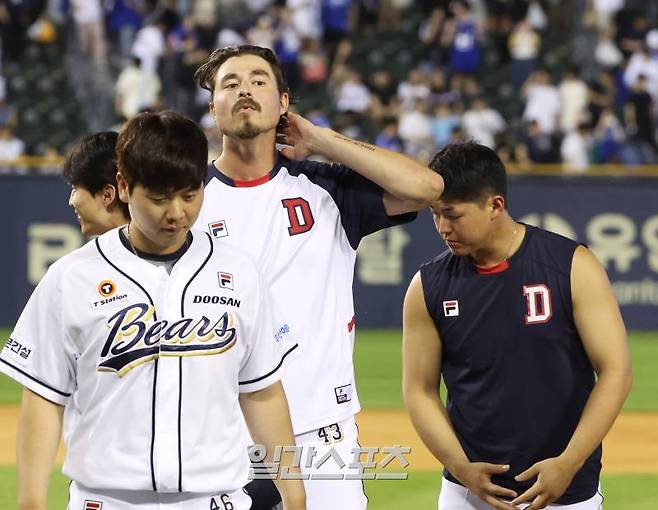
left=294, top=159, right=417, bottom=250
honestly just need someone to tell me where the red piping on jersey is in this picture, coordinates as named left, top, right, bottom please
left=475, top=260, right=510, bottom=274
left=347, top=315, right=356, bottom=332
left=234, top=173, right=272, bottom=187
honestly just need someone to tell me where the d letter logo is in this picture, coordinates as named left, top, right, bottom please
left=281, top=198, right=314, bottom=236
left=523, top=284, right=552, bottom=324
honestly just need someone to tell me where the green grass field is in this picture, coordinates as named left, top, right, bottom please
left=1, top=328, right=657, bottom=509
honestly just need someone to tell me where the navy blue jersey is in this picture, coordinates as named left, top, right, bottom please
left=420, top=224, right=600, bottom=504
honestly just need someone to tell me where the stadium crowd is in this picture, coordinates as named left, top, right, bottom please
left=0, top=0, right=657, bottom=171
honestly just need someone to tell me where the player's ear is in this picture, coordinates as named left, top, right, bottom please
left=490, top=195, right=505, bottom=218
left=116, top=172, right=130, bottom=203
left=101, top=184, right=117, bottom=208
left=279, top=92, right=289, bottom=115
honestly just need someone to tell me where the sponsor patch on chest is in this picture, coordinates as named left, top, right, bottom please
left=443, top=300, right=459, bottom=317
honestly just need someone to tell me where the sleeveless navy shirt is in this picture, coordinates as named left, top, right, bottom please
left=420, top=224, right=600, bottom=504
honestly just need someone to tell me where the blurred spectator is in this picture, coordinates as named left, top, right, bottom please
left=461, top=97, right=506, bottom=149
left=508, top=19, right=541, bottom=92
left=375, top=119, right=404, bottom=152
left=526, top=0, right=548, bottom=32
left=369, top=70, right=400, bottom=122
left=274, top=8, right=302, bottom=89
left=217, top=28, right=246, bottom=49
left=594, top=24, right=623, bottom=71
left=200, top=112, right=222, bottom=162
left=449, top=125, right=466, bottom=144
left=594, top=107, right=625, bottom=162
left=587, top=71, right=617, bottom=126
left=418, top=6, right=446, bottom=66
left=430, top=102, right=460, bottom=149
left=0, top=126, right=25, bottom=160
left=115, top=57, right=162, bottom=119
left=71, top=0, right=107, bottom=64
left=299, top=37, right=328, bottom=87
left=397, top=68, right=430, bottom=111
left=624, top=33, right=658, bottom=102
left=131, top=20, right=165, bottom=74
left=559, top=68, right=589, bottom=133
left=442, top=0, right=481, bottom=95
left=522, top=70, right=561, bottom=133
left=618, top=11, right=649, bottom=58
left=334, top=69, right=372, bottom=113
left=106, top=0, right=143, bottom=62
left=398, top=100, right=433, bottom=157
left=288, top=0, right=322, bottom=41
left=0, top=96, right=17, bottom=130
left=624, top=74, right=656, bottom=149
left=561, top=123, right=591, bottom=173
left=247, top=14, right=276, bottom=49
left=592, top=0, right=624, bottom=30
left=520, top=120, right=559, bottom=163
left=428, top=69, right=460, bottom=106
left=321, top=0, right=356, bottom=64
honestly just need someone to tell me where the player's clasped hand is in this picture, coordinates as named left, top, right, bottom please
left=511, top=456, right=579, bottom=509
left=454, top=462, right=518, bottom=510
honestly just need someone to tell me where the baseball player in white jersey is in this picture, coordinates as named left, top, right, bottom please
left=0, top=111, right=306, bottom=510
left=193, top=46, right=445, bottom=509
left=62, top=131, right=130, bottom=235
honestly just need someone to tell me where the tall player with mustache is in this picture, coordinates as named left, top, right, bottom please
left=194, top=46, right=444, bottom=509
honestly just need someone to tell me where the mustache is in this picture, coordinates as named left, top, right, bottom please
left=233, top=99, right=261, bottom=113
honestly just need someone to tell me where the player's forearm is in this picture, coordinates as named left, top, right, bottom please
left=240, top=383, right=306, bottom=509
left=16, top=389, right=64, bottom=510
left=404, top=388, right=470, bottom=476
left=308, top=127, right=443, bottom=206
left=559, top=368, right=632, bottom=469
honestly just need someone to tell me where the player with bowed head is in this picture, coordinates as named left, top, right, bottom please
left=62, top=131, right=130, bottom=235
left=193, top=45, right=444, bottom=509
left=402, top=142, right=632, bottom=510
left=0, top=111, right=305, bottom=510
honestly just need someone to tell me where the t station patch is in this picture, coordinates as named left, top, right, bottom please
left=84, top=500, right=103, bottom=510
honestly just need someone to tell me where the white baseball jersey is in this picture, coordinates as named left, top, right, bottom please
left=0, top=228, right=291, bottom=493
left=195, top=154, right=416, bottom=434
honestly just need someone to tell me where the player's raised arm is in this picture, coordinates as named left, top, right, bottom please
left=512, top=246, right=632, bottom=509
left=277, top=112, right=444, bottom=215
left=402, top=272, right=516, bottom=510
left=240, top=381, right=306, bottom=510
left=16, top=389, right=64, bottom=510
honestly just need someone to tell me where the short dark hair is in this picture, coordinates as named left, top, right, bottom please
left=429, top=142, right=508, bottom=204
left=117, top=111, right=208, bottom=193
left=194, top=45, right=290, bottom=98
left=62, top=131, right=129, bottom=218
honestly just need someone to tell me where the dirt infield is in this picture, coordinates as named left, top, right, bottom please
left=1, top=406, right=657, bottom=472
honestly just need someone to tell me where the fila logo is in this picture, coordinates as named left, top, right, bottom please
left=209, top=220, right=228, bottom=239
left=443, top=300, right=459, bottom=317
left=84, top=501, right=103, bottom=510
left=281, top=197, right=315, bottom=236
left=218, top=272, right=234, bottom=290
left=523, top=284, right=553, bottom=324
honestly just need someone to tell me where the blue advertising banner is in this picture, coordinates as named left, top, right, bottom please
left=2, top=174, right=657, bottom=330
